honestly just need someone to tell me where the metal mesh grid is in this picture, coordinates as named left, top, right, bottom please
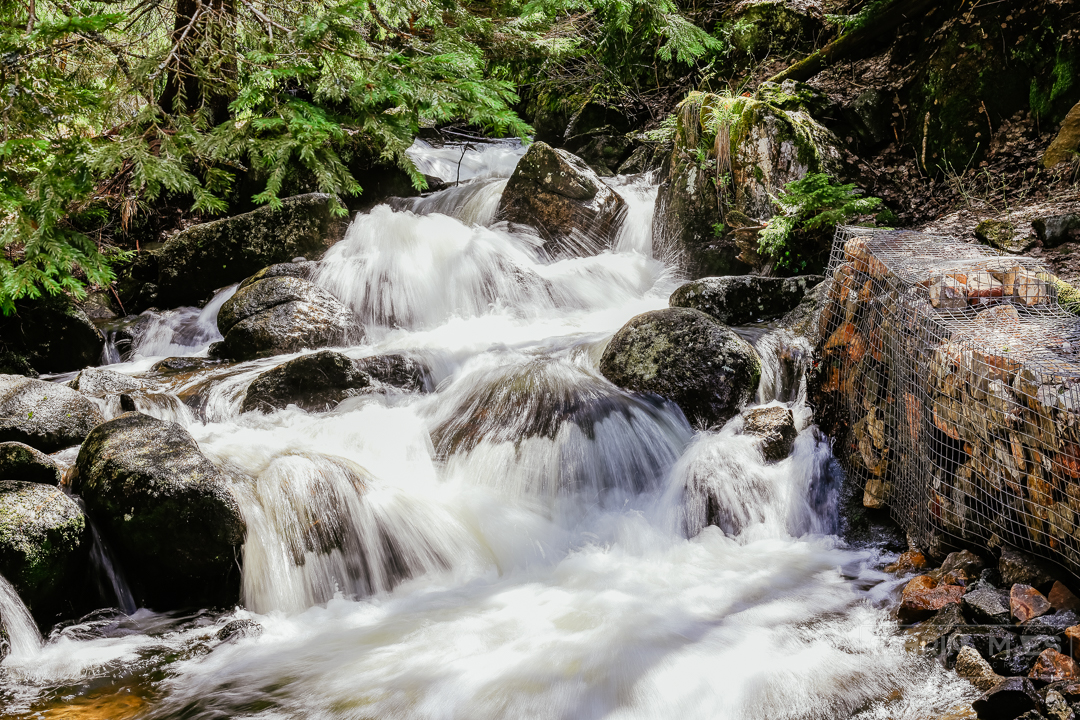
left=815, top=226, right=1080, bottom=567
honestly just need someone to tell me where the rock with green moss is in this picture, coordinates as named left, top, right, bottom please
left=974, top=219, right=1034, bottom=254
left=725, top=1, right=823, bottom=57
left=0, top=442, right=63, bottom=485
left=0, top=480, right=88, bottom=615
left=238, top=260, right=319, bottom=290
left=155, top=193, right=344, bottom=308
left=497, top=142, right=628, bottom=258
left=669, top=274, right=823, bottom=325
left=0, top=375, right=105, bottom=453
left=1054, top=278, right=1080, bottom=315
left=215, top=276, right=363, bottom=361
left=599, top=308, right=761, bottom=428
left=0, top=294, right=105, bottom=376
left=73, top=412, right=245, bottom=609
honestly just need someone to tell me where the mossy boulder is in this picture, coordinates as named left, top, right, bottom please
left=0, top=442, right=63, bottom=485
left=215, top=276, right=362, bottom=361
left=725, top=1, right=825, bottom=57
left=238, top=260, right=319, bottom=290
left=0, top=294, right=105, bottom=376
left=497, top=142, right=628, bottom=258
left=73, top=412, right=245, bottom=609
left=0, top=375, right=105, bottom=453
left=669, top=274, right=823, bottom=325
left=1044, top=101, right=1080, bottom=169
left=974, top=219, right=1035, bottom=254
left=240, top=351, right=428, bottom=413
left=599, top=308, right=761, bottom=428
left=155, top=193, right=345, bottom=308
left=0, top=480, right=88, bottom=616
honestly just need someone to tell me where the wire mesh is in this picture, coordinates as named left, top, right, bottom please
left=814, top=226, right=1080, bottom=566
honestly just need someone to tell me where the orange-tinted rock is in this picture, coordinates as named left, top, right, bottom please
left=886, top=550, right=928, bottom=574
left=1030, top=648, right=1080, bottom=683
left=1011, top=584, right=1052, bottom=623
left=898, top=574, right=964, bottom=622
left=1049, top=582, right=1080, bottom=613
left=1065, top=626, right=1080, bottom=662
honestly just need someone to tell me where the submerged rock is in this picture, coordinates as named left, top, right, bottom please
left=216, top=618, right=262, bottom=643
left=741, top=406, right=797, bottom=461
left=599, top=308, right=761, bottom=428
left=0, top=442, right=63, bottom=485
left=669, top=275, right=823, bottom=325
left=73, top=413, right=245, bottom=609
left=215, top=276, right=362, bottom=361
left=240, top=351, right=428, bottom=413
left=0, top=480, right=88, bottom=615
left=155, top=193, right=343, bottom=307
left=497, top=142, right=627, bottom=258
left=0, top=294, right=105, bottom=376
left=0, top=375, right=105, bottom=453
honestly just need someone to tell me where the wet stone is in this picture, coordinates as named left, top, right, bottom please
left=0, top=375, right=105, bottom=453
left=911, top=603, right=967, bottom=658
left=948, top=627, right=1017, bottom=666
left=992, top=635, right=1062, bottom=676
left=964, top=583, right=1012, bottom=624
left=0, top=442, right=63, bottom=485
left=1000, top=548, right=1056, bottom=591
left=898, top=574, right=965, bottom=623
left=1064, top=626, right=1080, bottom=661
left=1023, top=611, right=1080, bottom=636
left=1042, top=689, right=1075, bottom=720
left=955, top=645, right=1004, bottom=692
left=741, top=406, right=798, bottom=461
left=216, top=619, right=262, bottom=643
left=1031, top=649, right=1080, bottom=684
left=1049, top=583, right=1080, bottom=614
left=1013, top=585, right=1054, bottom=624
left=971, top=677, right=1040, bottom=720
left=941, top=550, right=986, bottom=582
left=886, top=550, right=928, bottom=574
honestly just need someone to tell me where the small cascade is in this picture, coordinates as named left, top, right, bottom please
left=99, top=330, right=124, bottom=365
left=129, top=284, right=238, bottom=359
left=85, top=514, right=137, bottom=615
left=389, top=178, right=508, bottom=227
left=754, top=328, right=815, bottom=407
left=0, top=573, right=41, bottom=661
left=405, top=138, right=526, bottom=183
left=608, top=172, right=659, bottom=256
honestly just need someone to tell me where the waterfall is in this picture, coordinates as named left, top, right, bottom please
left=0, top=573, right=40, bottom=661
left=128, top=284, right=238, bottom=359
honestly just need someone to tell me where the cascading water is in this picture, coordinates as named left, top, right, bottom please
left=0, top=573, right=41, bottom=660
left=0, top=140, right=978, bottom=718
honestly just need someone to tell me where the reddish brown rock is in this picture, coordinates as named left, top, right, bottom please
left=1011, top=584, right=1052, bottom=623
left=886, top=550, right=928, bottom=574
left=1064, top=626, right=1080, bottom=662
left=898, top=574, right=964, bottom=622
left=1030, top=648, right=1080, bottom=684
left=1049, top=582, right=1080, bottom=614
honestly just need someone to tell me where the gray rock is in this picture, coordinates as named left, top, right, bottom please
left=0, top=375, right=105, bottom=453
left=942, top=550, right=986, bottom=579
left=216, top=618, right=262, bottom=643
left=497, top=142, right=628, bottom=258
left=779, top=280, right=829, bottom=338
left=240, top=351, right=372, bottom=414
left=0, top=294, right=105, bottom=375
left=669, top=275, right=824, bottom=326
left=912, top=603, right=967, bottom=659
left=742, top=406, right=797, bottom=461
left=991, top=635, right=1061, bottom=676
left=1000, top=548, right=1056, bottom=591
left=963, top=583, right=1012, bottom=624
left=0, top=480, right=88, bottom=615
left=972, top=678, right=1040, bottom=720
left=0, top=442, right=63, bottom=485
left=955, top=645, right=1004, bottom=692
left=237, top=261, right=319, bottom=290
left=156, top=193, right=344, bottom=307
left=73, top=412, right=245, bottom=609
left=216, top=276, right=362, bottom=361
left=1034, top=214, right=1080, bottom=248
left=354, top=354, right=430, bottom=393
left=947, top=627, right=1017, bottom=666
left=599, top=308, right=761, bottom=428
left=1022, top=611, right=1080, bottom=636
left=66, top=368, right=143, bottom=398
left=1044, top=689, right=1076, bottom=720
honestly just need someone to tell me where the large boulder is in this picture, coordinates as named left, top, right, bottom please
left=669, top=275, right=823, bottom=325
left=214, top=276, right=362, bottom=361
left=0, top=375, right=105, bottom=453
left=497, top=142, right=627, bottom=257
left=1044, top=101, right=1080, bottom=169
left=155, top=193, right=344, bottom=308
left=0, top=480, right=88, bottom=617
left=0, top=442, right=63, bottom=485
left=599, top=308, right=761, bottom=428
left=73, top=413, right=245, bottom=609
left=240, top=351, right=428, bottom=413
left=0, top=294, right=105, bottom=376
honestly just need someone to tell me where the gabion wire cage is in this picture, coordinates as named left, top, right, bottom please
left=814, top=226, right=1080, bottom=568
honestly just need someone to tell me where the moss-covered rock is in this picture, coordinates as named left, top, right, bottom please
left=73, top=412, right=244, bottom=609
left=0, top=294, right=105, bottom=376
left=497, top=142, right=628, bottom=257
left=599, top=308, right=761, bottom=428
left=0, top=375, right=105, bottom=453
left=725, top=1, right=825, bottom=57
left=0, top=442, right=63, bottom=486
left=155, top=193, right=345, bottom=308
left=974, top=219, right=1035, bottom=254
left=669, top=274, right=823, bottom=325
left=0, top=480, right=88, bottom=616
left=215, top=276, right=362, bottom=361
left=238, top=260, right=319, bottom=290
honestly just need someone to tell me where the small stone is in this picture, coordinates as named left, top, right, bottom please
left=1049, top=583, right=1080, bottom=614
left=1023, top=611, right=1080, bottom=636
left=993, top=636, right=1062, bottom=676
left=1013, top=584, right=1053, bottom=623
left=1044, top=679, right=1080, bottom=704
left=898, top=574, right=964, bottom=622
left=1000, top=548, right=1055, bottom=591
left=216, top=619, right=262, bottom=643
left=1033, top=214, right=1080, bottom=248
left=942, top=550, right=986, bottom=581
left=963, top=583, right=1011, bottom=624
left=911, top=603, right=967, bottom=658
left=1030, top=649, right=1080, bottom=684
left=971, top=677, right=1040, bottom=720
left=741, top=406, right=797, bottom=461
left=886, top=550, right=928, bottom=574
left=956, top=645, right=1004, bottom=692
left=1043, top=689, right=1076, bottom=720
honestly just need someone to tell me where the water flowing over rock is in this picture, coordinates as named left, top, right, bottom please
left=0, top=375, right=105, bottom=453
left=599, top=308, right=761, bottom=428
left=214, top=276, right=362, bottom=361
left=741, top=406, right=797, bottom=461
left=497, top=141, right=628, bottom=257
left=669, top=274, right=823, bottom=325
left=0, top=571, right=41, bottom=661
left=0, top=480, right=88, bottom=617
left=0, top=442, right=63, bottom=485
left=0, top=294, right=105, bottom=376
left=155, top=193, right=344, bottom=308
left=73, top=413, right=245, bottom=609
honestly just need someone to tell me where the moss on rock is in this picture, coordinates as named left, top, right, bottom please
left=0, top=375, right=105, bottom=453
